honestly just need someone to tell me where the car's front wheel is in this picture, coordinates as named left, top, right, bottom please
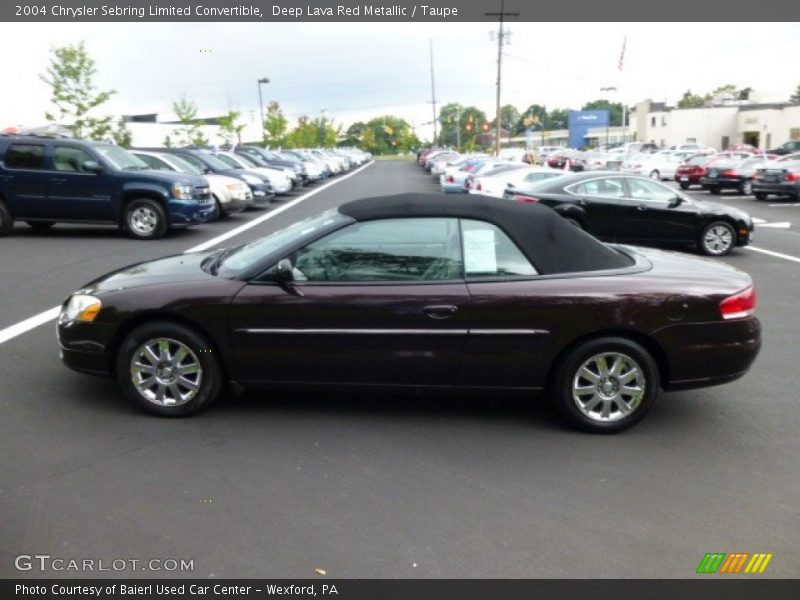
left=754, top=192, right=768, bottom=201
left=124, top=198, right=168, bottom=240
left=699, top=221, right=736, bottom=256
left=551, top=337, right=659, bottom=433
left=116, top=321, right=223, bottom=417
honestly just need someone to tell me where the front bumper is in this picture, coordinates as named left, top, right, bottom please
left=167, top=198, right=216, bottom=226
left=57, top=320, right=114, bottom=377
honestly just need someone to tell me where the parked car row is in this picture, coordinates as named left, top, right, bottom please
left=0, top=132, right=370, bottom=239
left=416, top=146, right=756, bottom=257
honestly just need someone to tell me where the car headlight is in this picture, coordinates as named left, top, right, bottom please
left=171, top=183, right=194, bottom=200
left=59, top=294, right=102, bottom=325
left=241, top=174, right=262, bottom=185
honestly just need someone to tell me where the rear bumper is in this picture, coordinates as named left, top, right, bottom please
left=653, top=317, right=761, bottom=390
left=752, top=181, right=799, bottom=197
left=700, top=177, right=745, bottom=189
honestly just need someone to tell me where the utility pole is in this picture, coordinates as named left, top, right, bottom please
left=429, top=39, right=438, bottom=145
left=257, top=77, right=269, bottom=146
left=456, top=105, right=462, bottom=151
left=486, top=0, right=518, bottom=156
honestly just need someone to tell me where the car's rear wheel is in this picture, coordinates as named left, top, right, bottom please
left=551, top=337, right=659, bottom=433
left=740, top=180, right=753, bottom=195
left=649, top=170, right=660, bottom=180
left=26, top=221, right=54, bottom=231
left=124, top=198, right=168, bottom=240
left=0, top=200, right=14, bottom=236
left=116, top=321, right=223, bottom=417
left=679, top=182, right=690, bottom=190
left=708, top=186, right=721, bottom=194
left=699, top=221, right=736, bottom=256
left=754, top=192, right=768, bottom=201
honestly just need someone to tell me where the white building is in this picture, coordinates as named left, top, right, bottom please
left=629, top=100, right=800, bottom=150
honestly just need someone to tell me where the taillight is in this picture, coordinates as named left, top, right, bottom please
left=719, top=286, right=756, bottom=320
left=722, top=169, right=739, bottom=177
left=476, top=182, right=482, bottom=191
left=785, top=172, right=799, bottom=182
left=513, top=195, right=540, bottom=203
left=447, top=174, right=454, bottom=183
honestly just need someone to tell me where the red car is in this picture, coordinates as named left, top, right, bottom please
left=674, top=154, right=717, bottom=189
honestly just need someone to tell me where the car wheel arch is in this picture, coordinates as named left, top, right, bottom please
left=106, top=312, right=230, bottom=382
left=118, top=191, right=168, bottom=224
left=546, top=328, right=671, bottom=392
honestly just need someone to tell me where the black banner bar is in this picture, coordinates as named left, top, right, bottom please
left=3, top=0, right=800, bottom=22
left=3, top=579, right=800, bottom=600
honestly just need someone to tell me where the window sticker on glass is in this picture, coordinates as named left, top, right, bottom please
left=464, top=229, right=497, bottom=274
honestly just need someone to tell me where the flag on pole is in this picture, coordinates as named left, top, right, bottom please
left=618, top=36, right=627, bottom=71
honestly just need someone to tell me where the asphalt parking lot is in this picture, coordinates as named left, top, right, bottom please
left=1, top=160, right=798, bottom=579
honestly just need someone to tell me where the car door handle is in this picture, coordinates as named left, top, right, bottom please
left=50, top=177, right=68, bottom=184
left=637, top=205, right=649, bottom=210
left=423, top=305, right=458, bottom=319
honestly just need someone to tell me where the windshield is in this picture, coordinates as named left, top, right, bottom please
left=215, top=210, right=351, bottom=278
left=94, top=145, right=148, bottom=170
left=211, top=153, right=246, bottom=169
left=163, top=154, right=203, bottom=175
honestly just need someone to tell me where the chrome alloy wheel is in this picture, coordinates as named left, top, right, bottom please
left=703, top=224, right=734, bottom=255
left=130, top=338, right=202, bottom=406
left=572, top=352, right=645, bottom=422
left=129, top=207, right=158, bottom=236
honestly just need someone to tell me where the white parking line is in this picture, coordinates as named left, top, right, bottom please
left=0, top=161, right=374, bottom=346
left=746, top=246, right=800, bottom=265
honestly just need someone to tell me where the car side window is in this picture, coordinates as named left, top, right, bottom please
left=568, top=177, right=625, bottom=198
left=292, top=218, right=463, bottom=283
left=626, top=178, right=678, bottom=202
left=53, top=146, right=94, bottom=172
left=460, top=219, right=537, bottom=279
left=4, top=144, right=46, bottom=170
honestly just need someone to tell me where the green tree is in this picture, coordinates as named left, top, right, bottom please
left=111, top=117, right=132, bottom=148
left=341, top=121, right=367, bottom=146
left=496, top=104, right=520, bottom=134
left=545, top=108, right=570, bottom=130
left=361, top=116, right=419, bottom=155
left=171, top=96, right=207, bottom=146
left=285, top=116, right=320, bottom=148
left=791, top=84, right=800, bottom=104
left=517, top=104, right=548, bottom=135
left=436, top=104, right=487, bottom=149
left=217, top=110, right=245, bottom=144
left=677, top=90, right=707, bottom=108
left=40, top=41, right=116, bottom=140
left=264, top=101, right=288, bottom=146
left=582, top=99, right=623, bottom=127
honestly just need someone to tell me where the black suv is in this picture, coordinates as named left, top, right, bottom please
left=0, top=135, right=215, bottom=239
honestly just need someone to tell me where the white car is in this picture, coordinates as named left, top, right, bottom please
left=132, top=150, right=253, bottom=216
left=622, top=151, right=685, bottom=180
left=214, top=152, right=293, bottom=194
left=469, top=166, right=565, bottom=198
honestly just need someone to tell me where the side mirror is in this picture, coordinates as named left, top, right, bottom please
left=668, top=195, right=683, bottom=208
left=275, top=258, right=294, bottom=283
left=82, top=160, right=103, bottom=173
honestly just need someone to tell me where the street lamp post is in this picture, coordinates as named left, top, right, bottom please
left=257, top=77, right=269, bottom=146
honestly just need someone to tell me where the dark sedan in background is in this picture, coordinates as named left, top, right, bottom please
left=752, top=160, right=800, bottom=201
left=700, top=157, right=772, bottom=195
left=57, top=194, right=760, bottom=433
left=503, top=171, right=754, bottom=256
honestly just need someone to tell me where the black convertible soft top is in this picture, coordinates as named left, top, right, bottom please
left=339, top=193, right=633, bottom=275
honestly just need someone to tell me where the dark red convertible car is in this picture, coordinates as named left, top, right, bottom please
left=57, top=194, right=760, bottom=432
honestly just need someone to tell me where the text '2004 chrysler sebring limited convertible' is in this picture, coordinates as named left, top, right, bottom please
left=57, top=193, right=761, bottom=432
